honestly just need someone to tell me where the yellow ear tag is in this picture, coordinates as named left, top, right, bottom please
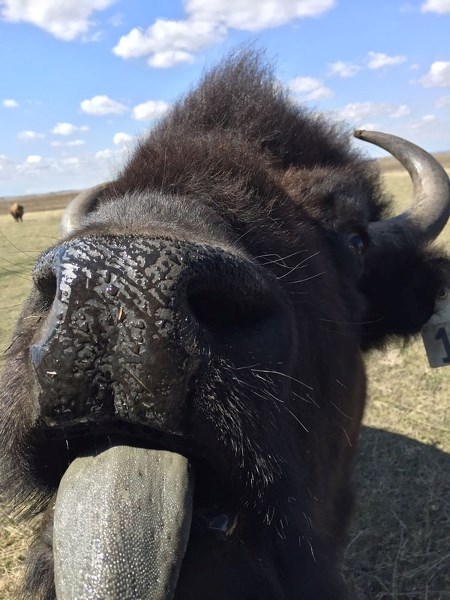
left=421, top=288, right=450, bottom=368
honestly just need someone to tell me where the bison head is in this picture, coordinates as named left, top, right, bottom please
left=1, top=52, right=449, bottom=600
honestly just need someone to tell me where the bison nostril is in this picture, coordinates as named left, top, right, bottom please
left=187, top=287, right=274, bottom=333
left=32, top=247, right=60, bottom=311
left=34, top=270, right=58, bottom=311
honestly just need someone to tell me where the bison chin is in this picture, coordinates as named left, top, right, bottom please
left=53, top=446, right=193, bottom=600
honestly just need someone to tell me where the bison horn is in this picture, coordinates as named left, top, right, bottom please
left=60, top=182, right=110, bottom=237
left=354, top=130, right=450, bottom=248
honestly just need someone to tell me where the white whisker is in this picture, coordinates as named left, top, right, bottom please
left=276, top=251, right=320, bottom=280
left=286, top=407, right=309, bottom=432
left=251, top=368, right=313, bottom=391
left=289, top=271, right=325, bottom=285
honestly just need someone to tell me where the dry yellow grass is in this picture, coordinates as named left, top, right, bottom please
left=0, top=210, right=63, bottom=599
left=344, top=158, right=450, bottom=599
left=0, top=158, right=449, bottom=598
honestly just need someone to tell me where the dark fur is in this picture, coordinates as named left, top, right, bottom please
left=1, top=51, right=448, bottom=599
left=10, top=201, right=24, bottom=222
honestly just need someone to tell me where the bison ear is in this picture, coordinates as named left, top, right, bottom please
left=359, top=248, right=449, bottom=349
left=61, top=183, right=110, bottom=237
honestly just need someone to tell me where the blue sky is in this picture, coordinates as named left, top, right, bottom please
left=1, top=0, right=449, bottom=196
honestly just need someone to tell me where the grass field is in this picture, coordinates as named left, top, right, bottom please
left=1, top=158, right=449, bottom=599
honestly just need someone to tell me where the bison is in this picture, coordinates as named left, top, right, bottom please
left=9, top=201, right=24, bottom=222
left=1, top=51, right=449, bottom=600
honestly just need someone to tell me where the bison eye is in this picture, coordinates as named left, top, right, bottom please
left=347, top=232, right=367, bottom=255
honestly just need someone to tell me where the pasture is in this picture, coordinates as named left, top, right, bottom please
left=0, top=156, right=449, bottom=599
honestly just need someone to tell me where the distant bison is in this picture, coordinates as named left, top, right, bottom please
left=1, top=51, right=449, bottom=599
left=9, top=201, right=24, bottom=222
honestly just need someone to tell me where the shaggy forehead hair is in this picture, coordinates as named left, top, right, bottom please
left=104, top=50, right=387, bottom=239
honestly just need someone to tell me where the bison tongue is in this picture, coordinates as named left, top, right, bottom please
left=53, top=446, right=194, bottom=600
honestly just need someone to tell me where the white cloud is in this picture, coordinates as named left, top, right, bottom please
left=327, top=60, right=361, bottom=78
left=186, top=0, right=336, bottom=31
left=18, top=130, right=45, bottom=141
left=0, top=0, right=116, bottom=41
left=80, top=95, right=128, bottom=115
left=51, top=139, right=86, bottom=147
left=16, top=157, right=48, bottom=176
left=31, top=150, right=110, bottom=176
left=389, top=104, right=411, bottom=118
left=132, top=100, right=170, bottom=121
left=421, top=0, right=450, bottom=13
left=2, top=98, right=19, bottom=108
left=62, top=157, right=81, bottom=166
left=0, top=150, right=123, bottom=193
left=435, top=94, right=450, bottom=107
left=95, top=148, right=115, bottom=160
left=419, top=61, right=450, bottom=87
left=15, top=154, right=84, bottom=177
left=367, top=52, right=407, bottom=70
left=354, top=123, right=379, bottom=131
left=334, top=102, right=389, bottom=122
left=410, top=114, right=438, bottom=129
left=150, top=50, right=197, bottom=69
left=113, top=0, right=336, bottom=68
left=113, top=19, right=223, bottom=67
left=332, top=101, right=411, bottom=123
left=26, top=154, right=43, bottom=164
left=113, top=132, right=133, bottom=145
left=288, top=76, right=333, bottom=101
left=52, top=122, right=89, bottom=135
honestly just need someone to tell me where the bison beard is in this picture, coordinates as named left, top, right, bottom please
left=0, top=51, right=449, bottom=599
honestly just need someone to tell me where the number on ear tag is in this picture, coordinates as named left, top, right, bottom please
left=421, top=288, right=450, bottom=368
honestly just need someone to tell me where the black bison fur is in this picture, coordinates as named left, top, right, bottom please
left=0, top=51, right=448, bottom=599
left=10, top=202, right=24, bottom=222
